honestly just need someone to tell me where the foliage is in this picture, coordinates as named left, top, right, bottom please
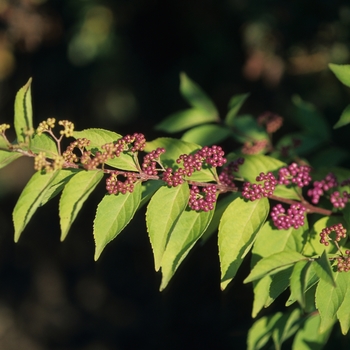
left=2, top=64, right=350, bottom=348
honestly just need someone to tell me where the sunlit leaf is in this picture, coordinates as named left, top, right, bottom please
left=244, top=251, right=306, bottom=284
left=146, top=183, right=189, bottom=271
left=312, top=250, right=336, bottom=287
left=93, top=182, right=142, bottom=260
left=272, top=308, right=301, bottom=349
left=219, top=197, right=269, bottom=290
left=316, top=271, right=348, bottom=333
left=247, top=312, right=282, bottom=350
left=12, top=169, right=78, bottom=242
left=160, top=207, right=214, bottom=290
left=30, top=133, right=58, bottom=158
left=336, top=273, right=350, bottom=335
left=14, top=78, right=33, bottom=144
left=179, top=72, right=218, bottom=116
left=181, top=124, right=231, bottom=145
left=292, top=313, right=331, bottom=350
left=329, top=63, right=350, bottom=88
left=333, top=103, right=350, bottom=129
left=225, top=93, right=250, bottom=125
left=155, top=109, right=219, bottom=133
left=59, top=170, right=104, bottom=241
left=230, top=114, right=268, bottom=142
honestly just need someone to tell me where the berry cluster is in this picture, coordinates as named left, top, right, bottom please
left=34, top=152, right=65, bottom=172
left=142, top=147, right=166, bottom=176
left=277, top=162, right=311, bottom=187
left=162, top=146, right=227, bottom=187
left=241, top=139, right=268, bottom=155
left=320, top=223, right=347, bottom=246
left=336, top=250, right=350, bottom=272
left=242, top=172, right=277, bottom=201
left=330, top=191, right=350, bottom=209
left=106, top=171, right=138, bottom=195
left=62, top=138, right=91, bottom=163
left=271, top=203, right=306, bottom=230
left=219, top=158, right=245, bottom=187
left=257, top=112, right=283, bottom=133
left=307, top=173, right=338, bottom=204
left=188, top=185, right=217, bottom=212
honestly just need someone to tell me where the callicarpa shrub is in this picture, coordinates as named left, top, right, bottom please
left=2, top=64, right=350, bottom=348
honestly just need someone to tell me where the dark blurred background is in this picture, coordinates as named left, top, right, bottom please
left=1, top=0, right=350, bottom=349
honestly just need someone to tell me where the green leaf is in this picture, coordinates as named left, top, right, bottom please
left=146, top=183, right=189, bottom=271
left=247, top=312, right=282, bottom=350
left=93, top=182, right=142, bottom=260
left=292, top=313, right=332, bottom=350
left=251, top=221, right=308, bottom=317
left=30, top=133, right=58, bottom=158
left=145, top=137, right=217, bottom=182
left=315, top=271, right=348, bottom=333
left=291, top=95, right=330, bottom=140
left=201, top=192, right=240, bottom=244
left=272, top=308, right=301, bottom=350
left=219, top=197, right=269, bottom=290
left=155, top=109, right=219, bottom=133
left=236, top=155, right=300, bottom=200
left=14, top=78, right=33, bottom=144
left=225, top=93, right=250, bottom=125
left=286, top=263, right=318, bottom=307
left=139, top=180, right=164, bottom=208
left=312, top=250, right=336, bottom=287
left=333, top=103, right=350, bottom=129
left=160, top=207, right=214, bottom=290
left=244, top=251, right=306, bottom=284
left=73, top=128, right=138, bottom=171
left=179, top=72, right=218, bottom=116
left=329, top=63, right=350, bottom=88
left=59, top=170, right=104, bottom=241
left=303, top=216, right=347, bottom=256
left=73, top=128, right=122, bottom=146
left=13, top=170, right=60, bottom=242
left=181, top=124, right=231, bottom=146
left=229, top=114, right=268, bottom=142
left=336, top=273, right=350, bottom=334
left=288, top=260, right=311, bottom=309
left=0, top=150, right=23, bottom=169
left=309, top=146, right=349, bottom=167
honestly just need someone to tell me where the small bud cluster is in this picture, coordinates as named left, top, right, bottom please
left=219, top=158, right=245, bottom=187
left=271, top=203, right=306, bottom=230
left=115, top=133, right=146, bottom=155
left=62, top=138, right=91, bottom=163
left=106, top=172, right=138, bottom=195
left=58, top=120, right=75, bottom=138
left=242, top=139, right=268, bottom=155
left=0, top=123, right=10, bottom=133
left=242, top=172, right=277, bottom=201
left=337, top=250, right=350, bottom=272
left=142, top=148, right=165, bottom=175
left=257, top=112, right=283, bottom=133
left=34, top=152, right=64, bottom=172
left=320, top=223, right=347, bottom=246
left=307, top=173, right=338, bottom=204
left=36, top=118, right=56, bottom=135
left=277, top=162, right=311, bottom=187
left=188, top=185, right=217, bottom=212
